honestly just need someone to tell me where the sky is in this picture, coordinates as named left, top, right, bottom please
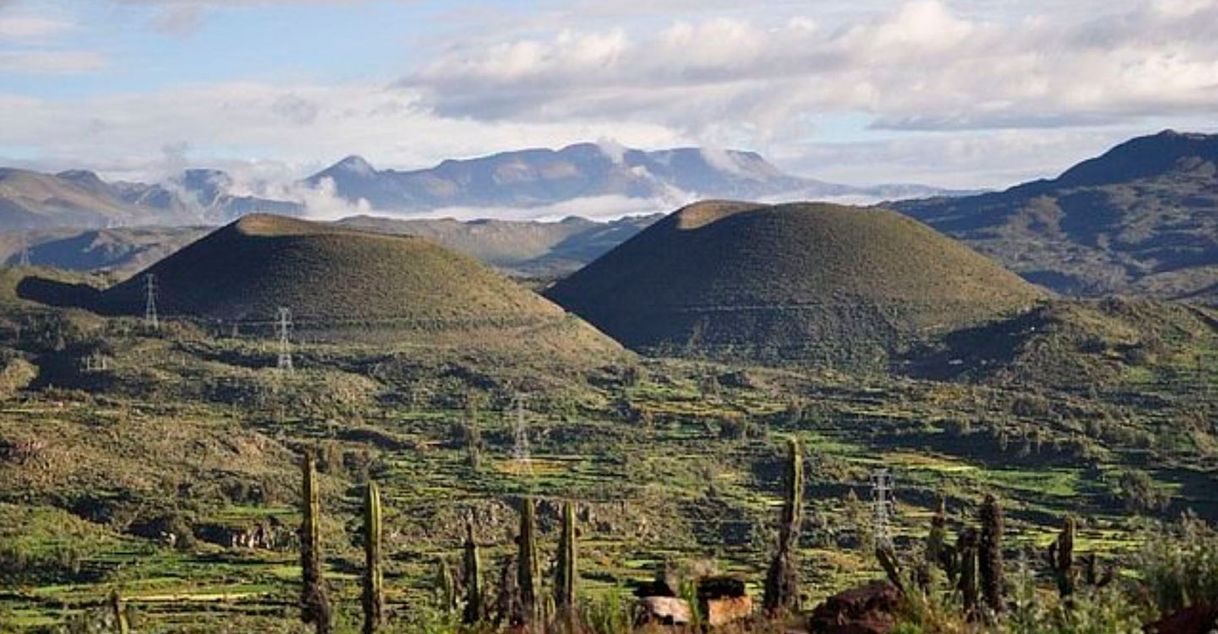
left=1, top=0, right=1217, bottom=191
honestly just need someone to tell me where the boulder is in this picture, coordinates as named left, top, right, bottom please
left=807, top=581, right=900, bottom=634
left=1145, top=603, right=1218, bottom=634
left=636, top=596, right=692, bottom=626
left=706, top=595, right=754, bottom=627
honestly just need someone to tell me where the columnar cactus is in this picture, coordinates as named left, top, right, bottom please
left=555, top=500, right=577, bottom=626
left=979, top=495, right=1005, bottom=613
left=362, top=482, right=384, bottom=634
left=1047, top=516, right=1076, bottom=599
left=517, top=497, right=540, bottom=626
left=926, top=497, right=947, bottom=572
left=462, top=517, right=483, bottom=625
left=438, top=558, right=458, bottom=614
left=763, top=437, right=804, bottom=614
left=300, top=454, right=332, bottom=634
left=109, top=589, right=129, bottom=634
left=957, top=527, right=979, bottom=617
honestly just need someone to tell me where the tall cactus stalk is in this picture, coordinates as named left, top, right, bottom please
left=1048, top=516, right=1076, bottom=599
left=957, top=527, right=979, bottom=618
left=462, top=517, right=483, bottom=625
left=979, top=494, right=1005, bottom=613
left=109, top=589, right=129, bottom=634
left=763, top=437, right=804, bottom=614
left=438, top=558, right=458, bottom=614
left=927, top=497, right=947, bottom=573
left=555, top=500, right=577, bottom=628
left=517, top=497, right=540, bottom=626
left=300, top=454, right=332, bottom=634
left=362, top=482, right=384, bottom=634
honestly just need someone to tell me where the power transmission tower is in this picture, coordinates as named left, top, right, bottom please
left=144, top=273, right=159, bottom=331
left=870, top=468, right=895, bottom=549
left=276, top=307, right=293, bottom=371
left=511, top=394, right=532, bottom=476
left=17, top=234, right=30, bottom=267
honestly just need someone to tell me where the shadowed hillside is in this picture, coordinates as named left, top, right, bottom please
left=895, top=130, right=1218, bottom=300
left=87, top=214, right=621, bottom=355
left=546, top=201, right=1045, bottom=367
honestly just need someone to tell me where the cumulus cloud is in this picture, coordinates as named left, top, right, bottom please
left=0, top=80, right=681, bottom=183
left=407, top=0, right=1218, bottom=140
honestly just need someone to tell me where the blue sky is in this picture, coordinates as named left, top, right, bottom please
left=2, top=0, right=1217, bottom=190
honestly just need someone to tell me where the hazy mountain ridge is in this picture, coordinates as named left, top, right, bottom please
left=305, top=142, right=954, bottom=211
left=2, top=214, right=662, bottom=280
left=895, top=130, right=1218, bottom=300
left=0, top=167, right=303, bottom=231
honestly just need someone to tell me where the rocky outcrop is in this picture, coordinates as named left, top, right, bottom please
left=807, top=581, right=900, bottom=634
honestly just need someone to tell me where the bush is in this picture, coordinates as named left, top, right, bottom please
left=1133, top=513, right=1218, bottom=616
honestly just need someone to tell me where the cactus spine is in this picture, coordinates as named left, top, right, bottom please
left=300, top=454, right=332, bottom=634
left=463, top=517, right=483, bottom=624
left=1048, top=516, right=1076, bottom=599
left=555, top=500, right=577, bottom=627
left=109, top=589, right=129, bottom=634
left=979, top=494, right=1005, bottom=613
left=517, top=497, right=540, bottom=626
left=362, top=482, right=384, bottom=634
left=763, top=437, right=804, bottom=614
left=957, top=527, right=979, bottom=618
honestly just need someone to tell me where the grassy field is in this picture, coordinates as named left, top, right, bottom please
left=0, top=290, right=1213, bottom=632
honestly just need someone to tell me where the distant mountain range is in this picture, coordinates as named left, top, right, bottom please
left=0, top=143, right=952, bottom=231
left=894, top=130, right=1218, bottom=301
left=303, top=143, right=953, bottom=210
left=2, top=214, right=661, bottom=280
left=4, top=132, right=1218, bottom=304
left=0, top=167, right=302, bottom=231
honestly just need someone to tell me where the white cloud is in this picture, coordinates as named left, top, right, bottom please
left=408, top=0, right=1218, bottom=141
left=0, top=50, right=106, bottom=73
left=0, top=81, right=682, bottom=183
left=0, top=15, right=73, bottom=38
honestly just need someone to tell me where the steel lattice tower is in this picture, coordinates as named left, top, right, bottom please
left=144, top=274, right=159, bottom=330
left=870, top=468, right=895, bottom=548
left=276, top=307, right=293, bottom=371
left=511, top=394, right=532, bottom=476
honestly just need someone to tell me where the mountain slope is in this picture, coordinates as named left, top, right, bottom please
left=0, top=226, right=209, bottom=277
left=90, top=214, right=622, bottom=354
left=335, top=213, right=661, bottom=277
left=894, top=130, right=1218, bottom=300
left=546, top=200, right=1045, bottom=367
left=0, top=168, right=302, bottom=231
left=0, top=168, right=189, bottom=230
left=306, top=143, right=950, bottom=211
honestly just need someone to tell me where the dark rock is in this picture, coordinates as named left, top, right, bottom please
left=1144, top=603, right=1218, bottom=634
left=807, top=581, right=900, bottom=634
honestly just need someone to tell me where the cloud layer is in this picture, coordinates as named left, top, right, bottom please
left=411, top=0, right=1218, bottom=140
left=1, top=0, right=1217, bottom=195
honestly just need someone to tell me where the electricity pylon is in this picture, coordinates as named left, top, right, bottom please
left=870, top=468, right=895, bottom=549
left=511, top=394, right=532, bottom=476
left=144, top=274, right=159, bottom=331
left=276, top=307, right=293, bottom=371
left=17, top=234, right=30, bottom=267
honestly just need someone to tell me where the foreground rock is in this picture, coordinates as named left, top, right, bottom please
left=1145, top=603, right=1218, bottom=634
left=807, top=581, right=900, bottom=634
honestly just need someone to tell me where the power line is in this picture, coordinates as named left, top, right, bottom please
left=276, top=307, right=293, bottom=371
left=144, top=274, right=159, bottom=331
